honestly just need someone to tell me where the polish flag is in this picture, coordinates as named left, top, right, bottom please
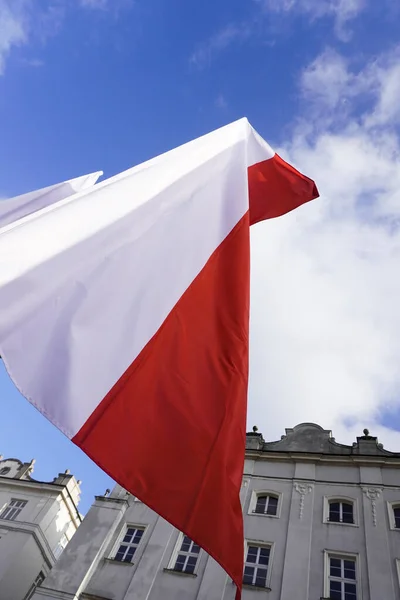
left=0, top=119, right=318, bottom=598
left=0, top=171, right=102, bottom=229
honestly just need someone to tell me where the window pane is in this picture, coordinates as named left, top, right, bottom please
left=191, top=543, right=201, bottom=554
left=330, top=558, right=342, bottom=578
left=342, top=503, right=354, bottom=523
left=255, top=496, right=267, bottom=513
left=344, top=560, right=356, bottom=580
left=115, top=549, right=125, bottom=561
left=258, top=548, right=270, bottom=566
left=185, top=556, right=197, bottom=573
left=394, top=508, right=400, bottom=528
left=330, top=580, right=342, bottom=599
left=246, top=546, right=258, bottom=563
left=329, top=502, right=341, bottom=522
left=243, top=566, right=254, bottom=585
left=255, top=568, right=267, bottom=587
left=133, top=530, right=143, bottom=544
left=180, top=537, right=191, bottom=552
left=175, top=556, right=185, bottom=571
left=125, top=546, right=136, bottom=562
left=123, top=529, right=135, bottom=543
left=344, top=582, right=357, bottom=599
left=266, top=496, right=278, bottom=516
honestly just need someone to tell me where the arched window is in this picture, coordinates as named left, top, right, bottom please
left=328, top=500, right=354, bottom=524
left=254, top=494, right=278, bottom=516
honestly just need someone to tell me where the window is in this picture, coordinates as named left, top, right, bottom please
left=329, top=501, right=354, bottom=524
left=114, top=527, right=144, bottom=563
left=0, top=467, right=11, bottom=475
left=394, top=507, right=400, bottom=529
left=0, top=499, right=27, bottom=521
left=53, top=533, right=68, bottom=559
left=243, top=544, right=271, bottom=588
left=387, top=503, right=400, bottom=530
left=323, top=497, right=356, bottom=526
left=396, top=559, right=400, bottom=588
left=324, top=553, right=357, bottom=600
left=254, top=494, right=278, bottom=516
left=249, top=490, right=281, bottom=518
left=170, top=535, right=201, bottom=574
left=25, top=572, right=44, bottom=600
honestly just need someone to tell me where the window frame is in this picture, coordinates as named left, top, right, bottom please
left=323, top=496, right=358, bottom=527
left=395, top=559, right=400, bottom=589
left=167, top=532, right=202, bottom=576
left=53, top=533, right=69, bottom=560
left=109, top=524, right=145, bottom=564
left=387, top=502, right=400, bottom=531
left=0, top=498, right=27, bottom=521
left=248, top=490, right=282, bottom=519
left=243, top=540, right=274, bottom=590
left=323, top=550, right=360, bottom=600
left=24, top=571, right=45, bottom=600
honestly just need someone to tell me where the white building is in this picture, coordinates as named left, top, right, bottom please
left=32, top=423, right=400, bottom=600
left=0, top=455, right=82, bottom=600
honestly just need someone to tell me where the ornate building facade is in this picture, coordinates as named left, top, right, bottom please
left=0, top=455, right=82, bottom=600
left=32, top=423, right=400, bottom=600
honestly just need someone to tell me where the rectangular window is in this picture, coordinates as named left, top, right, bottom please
left=53, top=533, right=68, bottom=559
left=243, top=544, right=271, bottom=588
left=326, top=555, right=357, bottom=600
left=0, top=499, right=27, bottom=521
left=173, top=535, right=201, bottom=574
left=393, top=507, right=400, bottom=528
left=114, top=527, right=144, bottom=563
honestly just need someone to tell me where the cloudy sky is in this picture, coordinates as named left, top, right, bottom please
left=0, top=0, right=400, bottom=512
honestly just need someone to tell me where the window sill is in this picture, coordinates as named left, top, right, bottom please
left=163, top=568, right=197, bottom=578
left=243, top=584, right=271, bottom=592
left=250, top=512, right=279, bottom=519
left=324, top=521, right=358, bottom=527
left=104, top=558, right=134, bottom=566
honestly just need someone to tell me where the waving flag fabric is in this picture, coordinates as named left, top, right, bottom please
left=0, top=118, right=318, bottom=598
left=0, top=171, right=102, bottom=229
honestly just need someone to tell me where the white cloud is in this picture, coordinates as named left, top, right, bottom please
left=0, top=0, right=132, bottom=74
left=247, top=46, right=400, bottom=451
left=215, top=93, right=228, bottom=109
left=258, top=0, right=366, bottom=39
left=79, top=0, right=109, bottom=8
left=300, top=47, right=400, bottom=128
left=0, top=0, right=29, bottom=74
left=190, top=22, right=254, bottom=68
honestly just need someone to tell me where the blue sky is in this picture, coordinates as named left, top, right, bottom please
left=1, top=0, right=400, bottom=514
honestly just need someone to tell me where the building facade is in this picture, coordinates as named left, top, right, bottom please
left=32, top=423, right=400, bottom=600
left=0, top=455, right=82, bottom=600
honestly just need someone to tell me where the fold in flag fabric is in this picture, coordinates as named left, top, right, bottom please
left=0, top=171, right=102, bottom=229
left=0, top=118, right=318, bottom=599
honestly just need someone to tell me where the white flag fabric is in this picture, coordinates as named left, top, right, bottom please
left=0, top=171, right=102, bottom=229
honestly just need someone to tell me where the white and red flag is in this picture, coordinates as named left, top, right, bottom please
left=0, top=119, right=318, bottom=598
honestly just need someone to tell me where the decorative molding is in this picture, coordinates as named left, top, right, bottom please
left=294, top=483, right=313, bottom=519
left=362, top=487, right=382, bottom=526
